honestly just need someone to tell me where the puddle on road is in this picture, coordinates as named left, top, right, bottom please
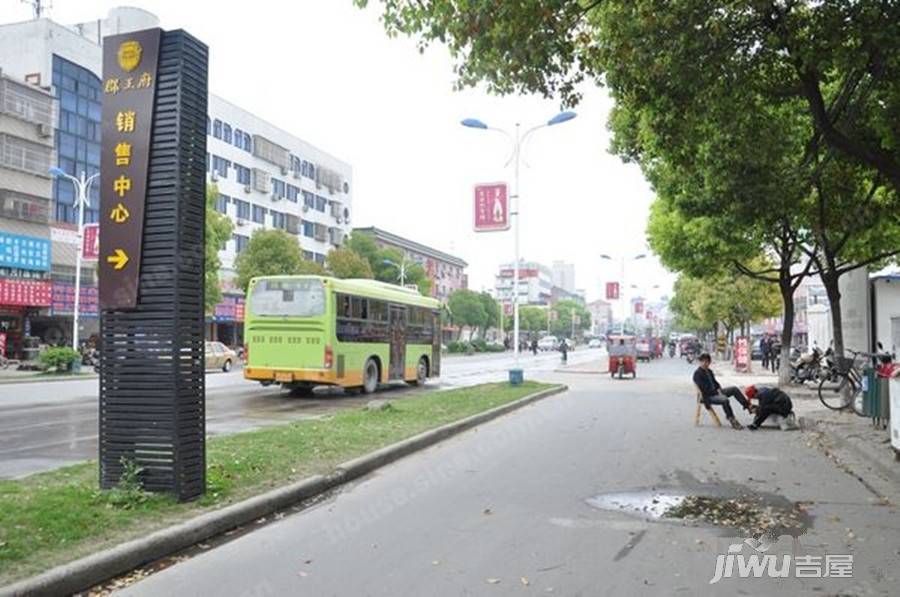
left=586, top=479, right=814, bottom=537
left=586, top=490, right=687, bottom=519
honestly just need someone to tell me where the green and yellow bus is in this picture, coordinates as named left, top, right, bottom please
left=243, top=276, right=442, bottom=394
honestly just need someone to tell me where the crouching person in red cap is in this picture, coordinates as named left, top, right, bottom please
left=744, top=385, right=797, bottom=430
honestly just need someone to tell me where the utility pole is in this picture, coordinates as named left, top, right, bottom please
left=22, top=0, right=51, bottom=19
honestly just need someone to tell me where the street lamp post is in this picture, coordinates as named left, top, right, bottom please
left=600, top=253, right=646, bottom=333
left=49, top=167, right=98, bottom=351
left=382, top=257, right=408, bottom=286
left=462, top=111, right=576, bottom=374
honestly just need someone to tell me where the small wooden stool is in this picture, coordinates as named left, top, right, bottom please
left=694, top=386, right=722, bottom=427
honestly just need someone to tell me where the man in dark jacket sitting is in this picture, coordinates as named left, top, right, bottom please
left=693, top=353, right=749, bottom=430
left=744, top=385, right=796, bottom=430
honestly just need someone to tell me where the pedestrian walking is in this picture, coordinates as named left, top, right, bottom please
left=559, top=338, right=568, bottom=364
left=760, top=335, right=770, bottom=370
left=769, top=337, right=782, bottom=373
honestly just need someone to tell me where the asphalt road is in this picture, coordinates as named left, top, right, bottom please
left=0, top=348, right=599, bottom=479
left=119, top=358, right=899, bottom=596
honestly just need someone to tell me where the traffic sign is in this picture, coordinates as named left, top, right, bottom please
left=474, top=182, right=509, bottom=232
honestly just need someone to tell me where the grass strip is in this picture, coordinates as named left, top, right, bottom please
left=0, top=381, right=553, bottom=583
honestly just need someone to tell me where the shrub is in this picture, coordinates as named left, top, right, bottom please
left=470, top=338, right=488, bottom=352
left=447, top=341, right=468, bottom=353
left=39, top=347, right=80, bottom=372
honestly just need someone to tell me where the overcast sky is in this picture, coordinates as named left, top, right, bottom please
left=10, top=0, right=675, bottom=305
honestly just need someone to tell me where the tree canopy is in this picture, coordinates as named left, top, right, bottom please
left=447, top=289, right=487, bottom=337
left=234, top=229, right=324, bottom=292
left=346, top=232, right=431, bottom=295
left=204, top=184, right=233, bottom=313
left=326, top=247, right=374, bottom=279
left=549, top=299, right=591, bottom=338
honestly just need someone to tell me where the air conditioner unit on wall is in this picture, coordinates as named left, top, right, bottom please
left=293, top=171, right=301, bottom=179
left=280, top=166, right=288, bottom=175
left=236, top=218, right=247, bottom=227
left=243, top=185, right=252, bottom=193
left=302, top=204, right=309, bottom=213
left=38, top=123, right=52, bottom=138
left=211, top=170, right=219, bottom=182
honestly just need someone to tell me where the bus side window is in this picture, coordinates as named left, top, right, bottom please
left=371, top=300, right=387, bottom=322
left=352, top=297, right=368, bottom=320
left=338, top=294, right=352, bottom=318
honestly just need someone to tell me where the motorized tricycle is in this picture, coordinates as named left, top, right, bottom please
left=608, top=335, right=637, bottom=379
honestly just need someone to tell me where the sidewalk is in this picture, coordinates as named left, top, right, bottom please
left=715, top=363, right=899, bottom=500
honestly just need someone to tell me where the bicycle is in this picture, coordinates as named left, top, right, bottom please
left=817, top=349, right=875, bottom=415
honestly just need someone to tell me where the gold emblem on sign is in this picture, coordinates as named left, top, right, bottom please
left=117, top=40, right=143, bottom=72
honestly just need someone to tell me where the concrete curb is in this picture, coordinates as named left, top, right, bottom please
left=0, top=373, right=97, bottom=386
left=0, top=384, right=567, bottom=597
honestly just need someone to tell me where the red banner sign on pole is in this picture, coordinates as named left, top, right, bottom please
left=83, top=223, right=100, bottom=260
left=634, top=300, right=644, bottom=314
left=473, top=182, right=510, bottom=232
left=0, top=332, right=6, bottom=358
left=606, top=282, right=620, bottom=300
left=735, top=336, right=751, bottom=373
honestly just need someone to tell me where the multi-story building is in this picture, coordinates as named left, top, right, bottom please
left=495, top=261, right=554, bottom=312
left=352, top=227, right=467, bottom=303
left=207, top=96, right=353, bottom=344
left=0, top=70, right=56, bottom=358
left=551, top=260, right=575, bottom=294
left=0, top=7, right=355, bottom=349
left=586, top=299, right=613, bottom=336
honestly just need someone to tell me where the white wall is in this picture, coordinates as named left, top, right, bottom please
left=873, top=277, right=900, bottom=354
left=839, top=267, right=871, bottom=352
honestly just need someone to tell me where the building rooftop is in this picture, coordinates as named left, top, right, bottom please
left=353, top=226, right=467, bottom=268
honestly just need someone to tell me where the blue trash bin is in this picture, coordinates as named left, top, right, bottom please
left=508, top=368, right=524, bottom=385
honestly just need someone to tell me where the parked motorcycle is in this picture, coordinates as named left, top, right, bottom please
left=790, top=346, right=822, bottom=384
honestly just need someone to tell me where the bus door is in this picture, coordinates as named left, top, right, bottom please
left=389, top=305, right=406, bottom=380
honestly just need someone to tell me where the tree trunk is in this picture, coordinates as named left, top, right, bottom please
left=778, top=278, right=795, bottom=387
left=821, top=270, right=845, bottom=358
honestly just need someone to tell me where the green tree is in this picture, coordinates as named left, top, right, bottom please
left=358, top=1, right=900, bottom=191
left=447, top=289, right=487, bottom=340
left=234, top=229, right=323, bottom=292
left=204, top=184, right=234, bottom=313
left=549, top=300, right=591, bottom=339
left=476, top=292, right=500, bottom=336
left=326, top=247, right=373, bottom=279
left=513, top=306, right=549, bottom=336
left=346, top=232, right=432, bottom=295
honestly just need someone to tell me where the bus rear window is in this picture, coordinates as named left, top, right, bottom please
left=249, top=279, right=326, bottom=317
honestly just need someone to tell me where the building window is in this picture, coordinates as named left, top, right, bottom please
left=222, top=123, right=232, bottom=144
left=272, top=178, right=285, bottom=199
left=213, top=119, right=222, bottom=139
left=243, top=132, right=252, bottom=153
left=308, top=163, right=316, bottom=180
left=206, top=116, right=211, bottom=135
left=215, top=194, right=229, bottom=214
left=252, top=204, right=266, bottom=223
left=303, top=221, right=314, bottom=238
left=271, top=211, right=286, bottom=229
left=233, top=199, right=250, bottom=219
left=51, top=55, right=101, bottom=223
left=303, top=250, right=314, bottom=261
left=0, top=134, right=53, bottom=175
left=212, top=155, right=230, bottom=178
left=233, top=234, right=249, bottom=254
left=235, top=163, right=251, bottom=185
left=233, top=128, right=243, bottom=149
left=314, top=252, right=326, bottom=265
left=302, top=191, right=315, bottom=209
left=315, top=195, right=327, bottom=212
left=286, top=184, right=299, bottom=202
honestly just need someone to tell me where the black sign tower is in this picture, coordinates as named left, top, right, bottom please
left=98, top=29, right=209, bottom=501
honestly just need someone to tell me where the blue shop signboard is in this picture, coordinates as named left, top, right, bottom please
left=0, top=232, right=51, bottom=271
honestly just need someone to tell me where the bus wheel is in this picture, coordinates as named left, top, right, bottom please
left=408, top=357, right=428, bottom=386
left=362, top=359, right=379, bottom=394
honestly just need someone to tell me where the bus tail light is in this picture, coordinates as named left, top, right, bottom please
left=324, top=344, right=333, bottom=369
